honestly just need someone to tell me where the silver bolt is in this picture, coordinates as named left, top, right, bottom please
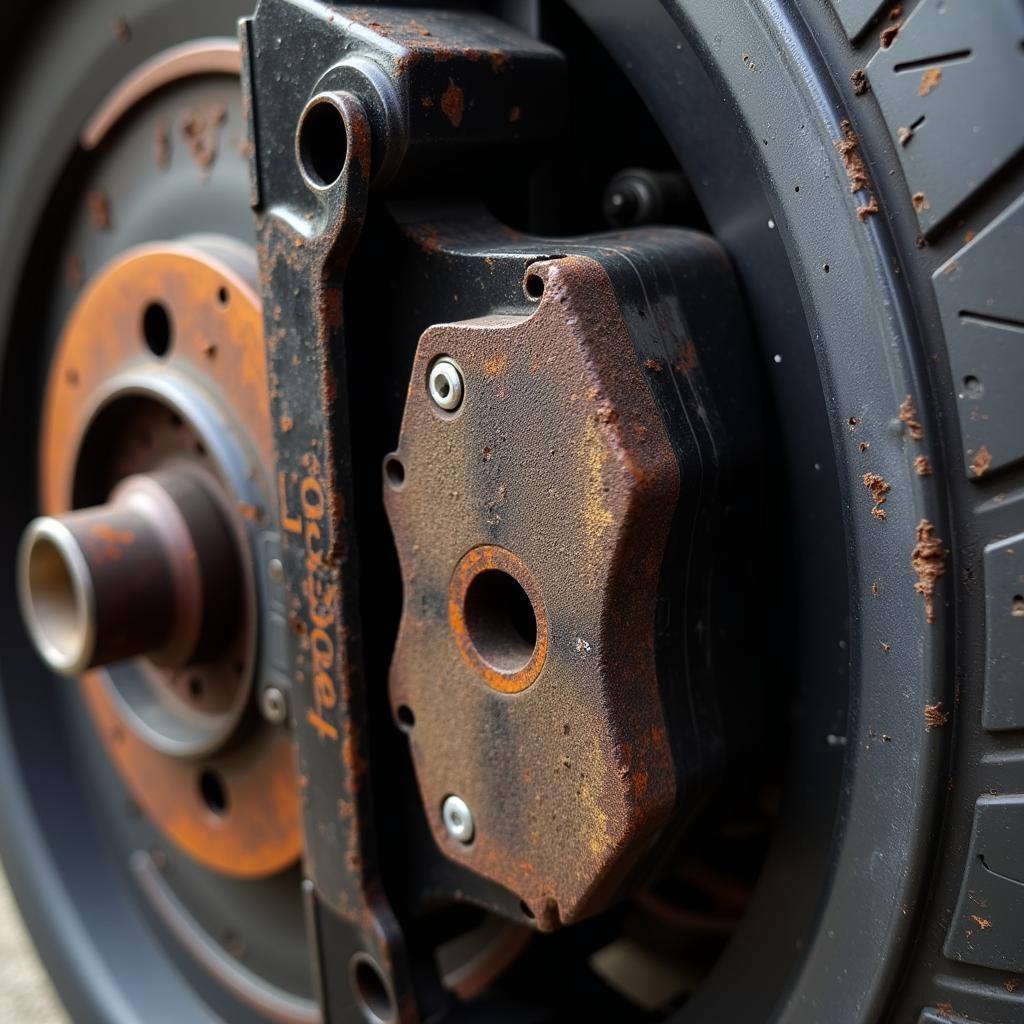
left=268, top=558, right=284, bottom=583
left=442, top=794, right=474, bottom=844
left=428, top=357, right=464, bottom=412
left=260, top=685, right=289, bottom=725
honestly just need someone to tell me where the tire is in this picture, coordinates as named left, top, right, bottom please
left=0, top=1, right=1021, bottom=1023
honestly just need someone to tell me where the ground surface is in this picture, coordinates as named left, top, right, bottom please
left=0, top=872, right=67, bottom=1023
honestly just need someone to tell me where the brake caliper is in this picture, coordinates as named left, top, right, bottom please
left=243, top=2, right=762, bottom=1017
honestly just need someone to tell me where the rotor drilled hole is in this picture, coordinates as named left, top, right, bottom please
left=963, top=375, right=983, bottom=398
left=199, top=768, right=229, bottom=817
left=298, top=97, right=348, bottom=188
left=350, top=954, right=396, bottom=1024
left=524, top=272, right=545, bottom=301
left=396, top=704, right=415, bottom=730
left=1012, top=594, right=1024, bottom=617
left=217, top=285, right=230, bottom=306
left=463, top=569, right=538, bottom=674
left=384, top=456, right=406, bottom=489
left=142, top=301, right=172, bottom=357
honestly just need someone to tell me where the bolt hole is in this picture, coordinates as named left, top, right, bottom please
left=463, top=569, right=537, bottom=674
left=350, top=954, right=396, bottom=1024
left=199, top=768, right=229, bottom=817
left=396, top=704, right=415, bottom=730
left=142, top=301, right=172, bottom=357
left=520, top=900, right=535, bottom=919
left=963, top=375, right=983, bottom=398
left=298, top=97, right=348, bottom=188
left=1012, top=595, right=1024, bottom=617
left=823, top=263, right=830, bottom=273
left=524, top=272, right=545, bottom=301
left=384, top=456, right=406, bottom=488
left=217, top=285, right=230, bottom=306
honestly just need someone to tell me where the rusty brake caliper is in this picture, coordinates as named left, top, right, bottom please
left=242, top=3, right=762, bottom=1020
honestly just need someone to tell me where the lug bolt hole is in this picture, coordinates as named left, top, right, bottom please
left=142, top=301, right=172, bottom=358
left=350, top=954, right=397, bottom=1024
left=199, top=768, right=229, bottom=817
left=297, top=96, right=348, bottom=189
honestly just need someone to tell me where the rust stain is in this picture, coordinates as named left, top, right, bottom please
left=880, top=21, right=901, bottom=49
left=970, top=914, right=992, bottom=929
left=912, top=519, right=946, bottom=624
left=835, top=120, right=878, bottom=220
left=899, top=394, right=924, bottom=441
left=924, top=701, right=950, bottom=730
left=863, top=472, right=891, bottom=520
left=850, top=68, right=868, bottom=95
left=970, top=445, right=991, bottom=478
left=87, top=189, right=112, bottom=231
left=440, top=79, right=465, bottom=127
left=914, top=455, right=932, bottom=476
left=918, top=67, right=942, bottom=96
left=912, top=191, right=930, bottom=213
left=181, top=103, right=227, bottom=173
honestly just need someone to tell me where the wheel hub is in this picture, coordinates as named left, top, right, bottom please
left=23, top=239, right=301, bottom=878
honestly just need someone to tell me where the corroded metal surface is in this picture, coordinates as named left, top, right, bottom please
left=385, top=256, right=680, bottom=930
left=39, top=242, right=301, bottom=878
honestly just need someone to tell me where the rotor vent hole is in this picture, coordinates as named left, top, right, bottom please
left=463, top=569, right=537, bottom=674
left=1012, top=595, right=1024, bottom=617
left=199, top=768, right=229, bottom=817
left=350, top=954, right=396, bottom=1024
left=142, top=301, right=172, bottom=357
left=298, top=98, right=348, bottom=188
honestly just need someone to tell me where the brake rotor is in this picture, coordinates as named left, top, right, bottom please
left=36, top=239, right=301, bottom=878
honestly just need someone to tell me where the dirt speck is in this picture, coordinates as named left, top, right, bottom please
left=112, top=15, right=131, bottom=43
left=1005, top=979, right=1020, bottom=993
left=881, top=641, right=892, bottom=653
left=441, top=79, right=464, bottom=127
left=850, top=68, right=869, bottom=95
left=87, top=189, right=112, bottom=230
left=924, top=701, right=950, bottom=730
left=643, top=358, right=663, bottom=373
left=898, top=394, right=924, bottom=441
left=970, top=445, right=992, bottom=478
left=964, top=229, right=976, bottom=243
left=64, top=252, right=85, bottom=289
left=914, top=455, right=932, bottom=476
left=912, top=519, right=946, bottom=624
left=279, top=415, right=293, bottom=433
left=859, top=441, right=870, bottom=452
left=871, top=581, right=880, bottom=597
left=912, top=191, right=930, bottom=213
left=863, top=472, right=891, bottom=520
left=897, top=125, right=913, bottom=146
left=509, top=105, right=521, bottom=123
left=918, top=67, right=942, bottom=96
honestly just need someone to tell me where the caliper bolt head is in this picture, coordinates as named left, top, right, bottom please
left=428, top=357, right=464, bottom=412
left=441, top=794, right=474, bottom=844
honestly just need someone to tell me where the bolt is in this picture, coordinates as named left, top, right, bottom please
left=442, top=794, right=474, bottom=843
left=260, top=685, right=289, bottom=725
left=428, top=357, right=464, bottom=412
left=268, top=558, right=284, bottom=583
